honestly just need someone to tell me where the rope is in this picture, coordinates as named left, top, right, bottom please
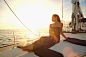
left=82, top=0, right=85, bottom=16
left=85, top=0, right=86, bottom=17
left=83, top=0, right=84, bottom=17
left=62, top=0, right=63, bottom=22
left=4, top=0, right=38, bottom=36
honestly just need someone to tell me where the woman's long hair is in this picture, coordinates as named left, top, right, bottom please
left=52, top=14, right=61, bottom=23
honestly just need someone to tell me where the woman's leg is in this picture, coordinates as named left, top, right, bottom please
left=33, top=37, right=56, bottom=50
left=32, top=37, right=63, bottom=57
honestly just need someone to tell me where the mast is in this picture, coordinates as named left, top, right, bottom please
left=62, top=0, right=63, bottom=23
left=71, top=0, right=85, bottom=31
left=75, top=0, right=79, bottom=31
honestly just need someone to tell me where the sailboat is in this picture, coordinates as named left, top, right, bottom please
left=0, top=0, right=86, bottom=57
left=63, top=0, right=86, bottom=33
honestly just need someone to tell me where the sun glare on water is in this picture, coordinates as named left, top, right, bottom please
left=29, top=29, right=36, bottom=39
left=19, top=38, right=27, bottom=46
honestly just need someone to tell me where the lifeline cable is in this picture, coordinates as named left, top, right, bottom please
left=4, top=0, right=38, bottom=36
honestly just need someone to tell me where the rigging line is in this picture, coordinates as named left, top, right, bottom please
left=4, top=0, right=38, bottom=36
left=81, top=0, right=84, bottom=17
left=82, top=2, right=83, bottom=10
left=82, top=0, right=84, bottom=15
left=62, top=0, right=63, bottom=23
left=85, top=0, right=86, bottom=17
left=82, top=0, right=84, bottom=16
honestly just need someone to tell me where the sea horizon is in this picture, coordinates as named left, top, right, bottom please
left=0, top=28, right=50, bottom=47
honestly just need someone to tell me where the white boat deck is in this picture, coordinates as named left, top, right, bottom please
left=0, top=33, right=86, bottom=57
left=60, top=33, right=86, bottom=40
left=50, top=41, right=86, bottom=57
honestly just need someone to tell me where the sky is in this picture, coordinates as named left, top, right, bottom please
left=0, top=0, right=86, bottom=30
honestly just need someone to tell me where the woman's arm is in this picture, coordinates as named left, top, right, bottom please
left=60, top=23, right=67, bottom=39
left=49, top=24, right=51, bottom=35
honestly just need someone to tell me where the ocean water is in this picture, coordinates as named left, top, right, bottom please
left=0, top=28, right=49, bottom=47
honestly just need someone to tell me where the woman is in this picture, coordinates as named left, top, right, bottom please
left=20, top=14, right=68, bottom=51
left=49, top=14, right=67, bottom=43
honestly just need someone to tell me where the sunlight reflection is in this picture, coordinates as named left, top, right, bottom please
left=28, top=28, right=36, bottom=39
left=19, top=38, right=27, bottom=47
left=29, top=32, right=35, bottom=39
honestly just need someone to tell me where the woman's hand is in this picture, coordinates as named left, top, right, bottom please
left=65, top=37, right=70, bottom=39
left=50, top=34, right=58, bottom=43
left=21, top=44, right=34, bottom=52
left=54, top=37, right=58, bottom=43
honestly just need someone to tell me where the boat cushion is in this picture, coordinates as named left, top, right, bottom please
left=64, top=38, right=86, bottom=46
left=33, top=48, right=64, bottom=57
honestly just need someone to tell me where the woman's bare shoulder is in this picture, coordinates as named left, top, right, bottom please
left=59, top=23, right=63, bottom=28
left=58, top=23, right=63, bottom=26
left=49, top=24, right=53, bottom=27
left=61, top=23, right=63, bottom=26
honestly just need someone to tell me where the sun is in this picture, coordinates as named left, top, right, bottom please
left=16, top=3, right=51, bottom=29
